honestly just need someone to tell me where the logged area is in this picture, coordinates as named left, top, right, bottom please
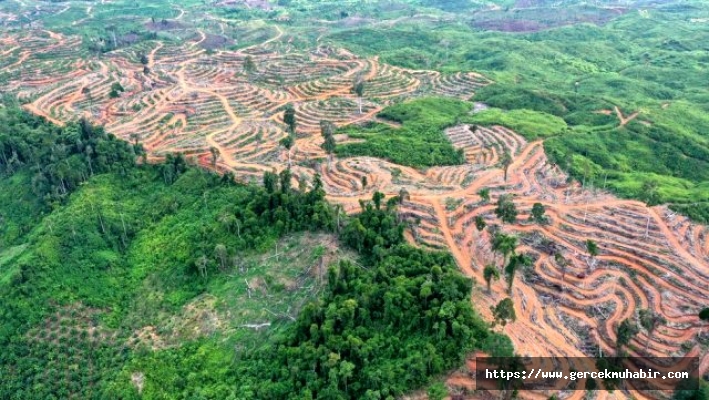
left=1, top=0, right=708, bottom=399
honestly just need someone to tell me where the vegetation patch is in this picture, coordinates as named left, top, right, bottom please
left=336, top=97, right=469, bottom=167
left=464, top=107, right=567, bottom=140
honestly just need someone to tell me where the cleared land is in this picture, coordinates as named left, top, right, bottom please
left=1, top=0, right=708, bottom=397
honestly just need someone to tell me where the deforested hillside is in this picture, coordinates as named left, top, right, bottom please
left=1, top=0, right=709, bottom=398
left=0, top=106, right=506, bottom=399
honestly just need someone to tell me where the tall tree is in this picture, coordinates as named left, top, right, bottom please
left=495, top=194, right=518, bottom=224
left=283, top=105, right=296, bottom=133
left=322, top=135, right=336, bottom=165
left=263, top=171, right=277, bottom=193
left=195, top=255, right=209, bottom=278
left=372, top=191, right=385, bottom=210
left=129, top=133, right=140, bottom=146
left=398, top=188, right=409, bottom=205
left=638, top=309, right=666, bottom=351
left=529, top=202, right=547, bottom=224
left=215, top=244, right=227, bottom=272
left=491, top=233, right=517, bottom=267
left=505, top=253, right=532, bottom=294
left=483, top=264, right=500, bottom=293
left=81, top=87, right=93, bottom=109
left=244, top=55, right=256, bottom=74
left=700, top=308, right=709, bottom=321
left=320, top=120, right=337, bottom=166
left=320, top=120, right=336, bottom=138
left=478, top=188, right=490, bottom=204
left=280, top=135, right=294, bottom=168
left=615, top=318, right=639, bottom=355
left=554, top=252, right=569, bottom=286
left=586, top=239, right=599, bottom=264
left=353, top=79, right=365, bottom=114
left=491, top=298, right=516, bottom=331
left=474, top=215, right=486, bottom=232
left=279, top=168, right=292, bottom=193
left=209, top=146, right=219, bottom=167
left=333, top=204, right=344, bottom=232
left=501, top=150, right=513, bottom=182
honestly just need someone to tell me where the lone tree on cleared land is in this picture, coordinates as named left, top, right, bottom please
left=280, top=135, right=294, bottom=167
left=283, top=104, right=296, bottom=133
left=483, top=264, right=500, bottom=293
left=209, top=146, right=219, bottom=167
left=320, top=120, right=335, bottom=138
left=554, top=252, right=569, bottom=286
left=505, top=252, right=532, bottom=294
left=475, top=215, right=486, bottom=232
left=398, top=188, right=409, bottom=205
left=353, top=79, right=365, bottom=114
left=529, top=202, right=547, bottom=224
left=586, top=239, right=599, bottom=265
left=491, top=298, right=516, bottom=331
left=81, top=87, right=93, bottom=108
left=615, top=318, right=639, bottom=356
left=244, top=55, right=256, bottom=74
left=495, top=194, right=518, bottom=224
left=700, top=308, right=709, bottom=321
left=639, top=309, right=666, bottom=351
left=478, top=188, right=490, bottom=204
left=320, top=120, right=336, bottom=166
left=322, top=135, right=336, bottom=164
left=491, top=232, right=517, bottom=267
left=501, top=150, right=512, bottom=182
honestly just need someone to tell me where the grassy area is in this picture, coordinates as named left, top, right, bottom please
left=545, top=121, right=709, bottom=214
left=464, top=108, right=567, bottom=140
left=0, top=244, right=25, bottom=286
left=336, top=97, right=469, bottom=167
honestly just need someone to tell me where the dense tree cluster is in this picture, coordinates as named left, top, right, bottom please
left=0, top=109, right=137, bottom=207
left=341, top=193, right=404, bottom=260
left=238, top=245, right=492, bottom=399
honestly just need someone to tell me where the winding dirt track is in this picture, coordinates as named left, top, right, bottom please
left=1, top=26, right=707, bottom=400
